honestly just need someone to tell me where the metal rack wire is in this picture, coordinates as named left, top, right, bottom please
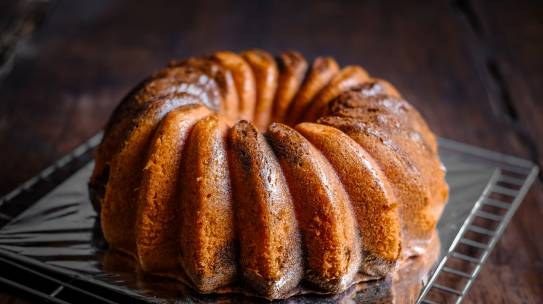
left=416, top=139, right=539, bottom=304
left=0, top=133, right=142, bottom=303
left=0, top=254, right=117, bottom=304
left=0, top=135, right=538, bottom=303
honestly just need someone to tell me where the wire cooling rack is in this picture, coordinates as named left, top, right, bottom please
left=417, top=139, right=538, bottom=304
left=0, top=134, right=538, bottom=304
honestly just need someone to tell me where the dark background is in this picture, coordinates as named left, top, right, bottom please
left=0, top=0, right=542, bottom=302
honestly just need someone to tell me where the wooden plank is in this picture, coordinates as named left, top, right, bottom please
left=469, top=0, right=543, bottom=170
left=0, top=0, right=524, bottom=191
left=0, top=0, right=541, bottom=303
left=451, top=0, right=543, bottom=303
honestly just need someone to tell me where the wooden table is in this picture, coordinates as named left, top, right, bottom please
left=0, top=0, right=541, bottom=302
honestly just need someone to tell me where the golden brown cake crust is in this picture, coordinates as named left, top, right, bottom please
left=178, top=115, right=237, bottom=292
left=266, top=123, right=362, bottom=292
left=90, top=61, right=230, bottom=211
left=272, top=51, right=308, bottom=123
left=242, top=50, right=279, bottom=131
left=318, top=115, right=440, bottom=256
left=90, top=72, right=206, bottom=208
left=326, top=91, right=437, bottom=153
left=136, top=104, right=211, bottom=273
left=286, top=56, right=340, bottom=125
left=176, top=58, right=240, bottom=121
left=229, top=120, right=303, bottom=298
left=101, top=94, right=203, bottom=254
left=212, top=51, right=257, bottom=122
left=302, top=65, right=369, bottom=122
left=325, top=92, right=448, bottom=220
left=295, top=122, right=401, bottom=276
left=91, top=50, right=448, bottom=300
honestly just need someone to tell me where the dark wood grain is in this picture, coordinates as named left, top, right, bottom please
left=0, top=0, right=541, bottom=303
left=453, top=0, right=543, bottom=302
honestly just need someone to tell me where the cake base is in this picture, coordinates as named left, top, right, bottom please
left=101, top=231, right=440, bottom=302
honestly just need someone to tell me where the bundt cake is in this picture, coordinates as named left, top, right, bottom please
left=89, top=50, right=448, bottom=299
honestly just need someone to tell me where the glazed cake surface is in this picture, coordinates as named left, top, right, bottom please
left=89, top=50, right=449, bottom=299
